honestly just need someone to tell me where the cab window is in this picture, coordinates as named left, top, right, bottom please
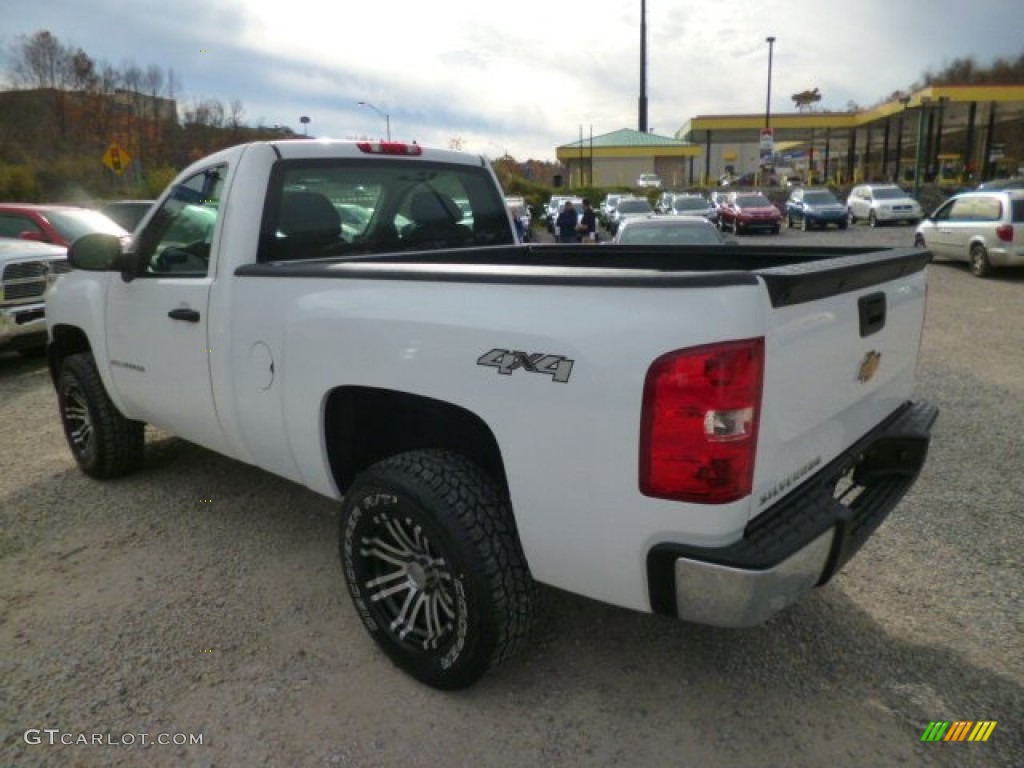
left=136, top=166, right=224, bottom=276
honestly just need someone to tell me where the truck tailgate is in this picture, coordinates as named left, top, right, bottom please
left=750, top=249, right=930, bottom=521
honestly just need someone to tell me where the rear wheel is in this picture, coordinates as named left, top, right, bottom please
left=969, top=243, right=993, bottom=277
left=339, top=450, right=536, bottom=690
left=914, top=233, right=926, bottom=248
left=57, top=352, right=145, bottom=479
left=848, top=209, right=856, bottom=225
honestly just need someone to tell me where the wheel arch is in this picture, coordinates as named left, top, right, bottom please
left=47, top=324, right=93, bottom=387
left=324, top=386, right=508, bottom=497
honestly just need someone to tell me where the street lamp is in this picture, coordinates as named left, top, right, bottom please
left=358, top=101, right=391, bottom=141
left=762, top=36, right=776, bottom=182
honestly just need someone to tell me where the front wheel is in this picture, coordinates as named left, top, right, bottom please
left=868, top=211, right=878, bottom=228
left=57, top=353, right=145, bottom=479
left=800, top=216, right=809, bottom=232
left=339, top=450, right=536, bottom=690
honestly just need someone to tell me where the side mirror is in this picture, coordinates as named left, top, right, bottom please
left=68, top=233, right=138, bottom=281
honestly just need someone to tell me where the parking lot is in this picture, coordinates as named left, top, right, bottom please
left=2, top=226, right=1022, bottom=767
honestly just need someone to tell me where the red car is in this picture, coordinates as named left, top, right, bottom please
left=718, top=192, right=782, bottom=235
left=0, top=203, right=128, bottom=247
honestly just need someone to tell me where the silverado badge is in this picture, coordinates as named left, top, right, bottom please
left=857, top=350, right=882, bottom=383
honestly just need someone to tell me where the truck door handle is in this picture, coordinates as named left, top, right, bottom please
left=168, top=308, right=200, bottom=323
left=858, top=292, right=886, bottom=337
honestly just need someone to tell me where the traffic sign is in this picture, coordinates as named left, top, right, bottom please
left=102, top=142, right=132, bottom=175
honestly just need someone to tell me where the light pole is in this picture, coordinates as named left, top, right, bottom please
left=358, top=101, right=391, bottom=141
left=762, top=36, right=776, bottom=181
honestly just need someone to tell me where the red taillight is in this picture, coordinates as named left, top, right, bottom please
left=995, top=224, right=1013, bottom=243
left=639, top=338, right=764, bottom=504
left=356, top=141, right=423, bottom=156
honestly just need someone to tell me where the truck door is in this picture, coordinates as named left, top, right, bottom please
left=104, top=165, right=229, bottom=454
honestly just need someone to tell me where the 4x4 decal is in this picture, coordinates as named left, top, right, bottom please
left=477, top=349, right=574, bottom=383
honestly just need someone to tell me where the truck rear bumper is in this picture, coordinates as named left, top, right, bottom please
left=646, top=400, right=939, bottom=627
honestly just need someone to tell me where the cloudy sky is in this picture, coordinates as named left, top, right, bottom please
left=1, top=0, right=1020, bottom=161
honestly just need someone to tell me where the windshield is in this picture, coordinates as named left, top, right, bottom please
left=673, top=198, right=708, bottom=211
left=872, top=187, right=908, bottom=200
left=44, top=209, right=127, bottom=240
left=617, top=221, right=724, bottom=245
left=803, top=192, right=839, bottom=205
left=735, top=195, right=771, bottom=207
left=618, top=199, right=653, bottom=214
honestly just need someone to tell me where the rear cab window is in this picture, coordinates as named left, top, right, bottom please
left=258, top=158, right=514, bottom=262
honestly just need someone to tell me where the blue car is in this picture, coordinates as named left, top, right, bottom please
left=785, top=187, right=848, bottom=230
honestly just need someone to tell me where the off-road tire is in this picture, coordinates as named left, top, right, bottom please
left=57, top=352, right=144, bottom=479
left=339, top=450, right=536, bottom=690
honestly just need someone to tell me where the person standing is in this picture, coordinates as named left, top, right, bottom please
left=578, top=198, right=597, bottom=242
left=555, top=200, right=579, bottom=243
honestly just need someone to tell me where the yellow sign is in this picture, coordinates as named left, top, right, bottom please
left=102, top=142, right=132, bottom=175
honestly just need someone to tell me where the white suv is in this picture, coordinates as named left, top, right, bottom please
left=636, top=173, right=662, bottom=189
left=914, top=190, right=1024, bottom=277
left=847, top=184, right=923, bottom=226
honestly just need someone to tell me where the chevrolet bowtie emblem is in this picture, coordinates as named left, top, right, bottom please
left=857, top=350, right=882, bottom=383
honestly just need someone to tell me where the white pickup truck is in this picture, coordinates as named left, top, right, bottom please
left=46, top=139, right=937, bottom=689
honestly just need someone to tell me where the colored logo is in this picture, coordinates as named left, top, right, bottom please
left=920, top=721, right=997, bottom=742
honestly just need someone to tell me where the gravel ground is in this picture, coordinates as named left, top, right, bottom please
left=2, top=225, right=1022, bottom=767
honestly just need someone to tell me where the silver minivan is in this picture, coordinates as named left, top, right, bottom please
left=914, top=190, right=1024, bottom=277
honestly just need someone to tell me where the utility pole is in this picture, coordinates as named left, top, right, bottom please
left=639, top=0, right=648, bottom=132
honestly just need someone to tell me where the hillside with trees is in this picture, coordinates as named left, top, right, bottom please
left=0, top=30, right=301, bottom=201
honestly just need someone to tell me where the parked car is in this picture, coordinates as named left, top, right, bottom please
left=784, top=187, right=849, bottom=231
left=0, top=237, right=70, bottom=356
left=99, top=199, right=156, bottom=232
left=846, top=184, right=923, bottom=226
left=599, top=193, right=627, bottom=227
left=718, top=192, right=781, bottom=235
left=636, top=173, right=662, bottom=189
left=612, top=215, right=732, bottom=245
left=668, top=194, right=719, bottom=225
left=914, top=189, right=1024, bottom=277
left=975, top=177, right=1024, bottom=191
left=505, top=196, right=531, bottom=242
left=722, top=172, right=757, bottom=187
left=0, top=203, right=130, bottom=247
left=655, top=191, right=676, bottom=213
left=608, top=197, right=653, bottom=235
